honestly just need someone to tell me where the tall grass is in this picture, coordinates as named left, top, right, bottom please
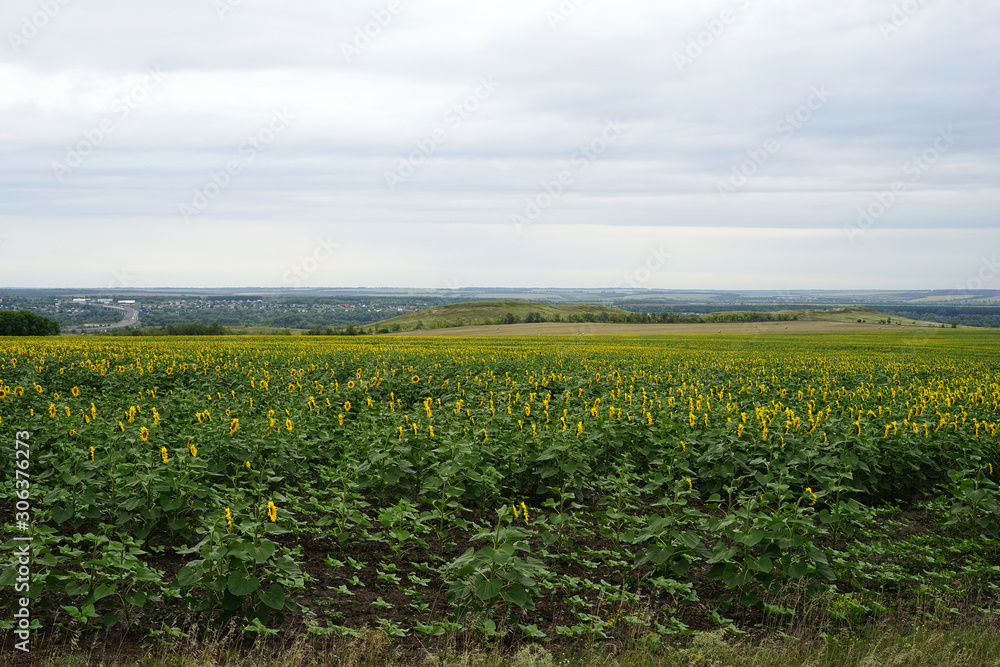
left=13, top=621, right=1000, bottom=667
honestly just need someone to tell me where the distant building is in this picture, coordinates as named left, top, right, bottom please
left=72, top=298, right=88, bottom=303
left=118, top=300, right=136, bottom=304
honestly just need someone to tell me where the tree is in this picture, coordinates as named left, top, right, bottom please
left=0, top=310, right=60, bottom=336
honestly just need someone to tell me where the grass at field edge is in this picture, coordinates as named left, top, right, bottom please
left=9, top=622, right=1000, bottom=666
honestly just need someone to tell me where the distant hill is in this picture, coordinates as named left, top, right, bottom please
left=790, top=306, right=943, bottom=327
left=372, top=300, right=627, bottom=332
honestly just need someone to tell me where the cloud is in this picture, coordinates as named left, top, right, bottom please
left=0, top=0, right=997, bottom=288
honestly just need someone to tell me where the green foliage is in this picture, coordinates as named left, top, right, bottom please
left=0, top=309, right=60, bottom=335
left=3, top=331, right=1000, bottom=647
left=445, top=505, right=551, bottom=626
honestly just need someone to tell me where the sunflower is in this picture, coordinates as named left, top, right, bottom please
left=285, top=418, right=293, bottom=431
left=140, top=426, right=150, bottom=442
left=267, top=501, right=277, bottom=522
left=411, top=375, right=420, bottom=384
left=71, top=386, right=80, bottom=397
left=347, top=380, right=355, bottom=389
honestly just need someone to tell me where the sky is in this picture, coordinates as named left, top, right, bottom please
left=1, top=0, right=998, bottom=290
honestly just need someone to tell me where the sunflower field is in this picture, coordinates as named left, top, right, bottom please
left=2, top=331, right=1000, bottom=651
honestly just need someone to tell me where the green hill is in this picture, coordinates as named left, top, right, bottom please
left=373, top=300, right=627, bottom=332
left=368, top=303, right=950, bottom=334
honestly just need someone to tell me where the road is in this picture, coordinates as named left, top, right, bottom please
left=80, top=304, right=139, bottom=333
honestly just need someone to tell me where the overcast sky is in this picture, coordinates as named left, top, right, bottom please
left=1, top=0, right=997, bottom=290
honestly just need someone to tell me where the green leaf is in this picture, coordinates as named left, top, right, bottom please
left=66, top=581, right=90, bottom=597
left=221, top=590, right=244, bottom=611
left=175, top=563, right=203, bottom=588
left=964, top=488, right=988, bottom=503
left=520, top=623, right=546, bottom=638
left=815, top=562, right=836, bottom=581
left=247, top=540, right=277, bottom=564
left=268, top=555, right=301, bottom=578
left=748, top=555, right=772, bottom=574
left=479, top=546, right=510, bottom=565
left=473, top=576, right=502, bottom=601
left=674, top=530, right=702, bottom=551
left=35, top=550, right=59, bottom=567
left=227, top=570, right=260, bottom=596
left=91, top=583, right=117, bottom=602
left=501, top=582, right=529, bottom=608
left=162, top=497, right=184, bottom=511
left=257, top=584, right=286, bottom=610
left=787, top=560, right=809, bottom=579
left=51, top=506, right=74, bottom=524
left=126, top=591, right=148, bottom=607
left=707, top=546, right=738, bottom=564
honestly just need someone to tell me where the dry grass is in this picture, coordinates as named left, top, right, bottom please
left=15, top=622, right=1000, bottom=667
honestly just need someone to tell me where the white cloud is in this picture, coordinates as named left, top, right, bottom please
left=0, top=0, right=997, bottom=288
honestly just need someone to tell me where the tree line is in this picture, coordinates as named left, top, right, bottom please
left=0, top=310, right=60, bottom=335
left=304, top=310, right=800, bottom=335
